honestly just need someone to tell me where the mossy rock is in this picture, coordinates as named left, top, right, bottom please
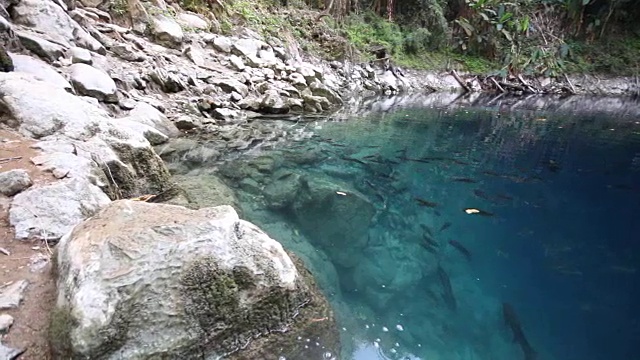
left=0, top=45, right=14, bottom=72
left=178, top=254, right=340, bottom=359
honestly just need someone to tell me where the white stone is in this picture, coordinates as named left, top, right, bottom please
left=8, top=53, right=72, bottom=91
left=70, top=46, right=92, bottom=64
left=150, top=15, right=183, bottom=49
left=68, top=63, right=117, bottom=103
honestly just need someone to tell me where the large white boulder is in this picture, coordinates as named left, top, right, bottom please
left=51, top=200, right=340, bottom=359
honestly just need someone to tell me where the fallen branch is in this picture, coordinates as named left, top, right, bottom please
left=564, top=73, right=576, bottom=94
left=451, top=70, right=471, bottom=92
left=0, top=247, right=9, bottom=256
left=489, top=77, right=506, bottom=93
left=0, top=156, right=22, bottom=163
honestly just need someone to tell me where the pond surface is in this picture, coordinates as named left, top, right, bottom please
left=171, top=99, right=640, bottom=360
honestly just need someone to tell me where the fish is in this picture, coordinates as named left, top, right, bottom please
left=402, top=157, right=432, bottom=164
left=420, top=224, right=434, bottom=237
left=464, top=208, right=494, bottom=216
left=473, top=189, right=490, bottom=200
left=449, top=240, right=471, bottom=261
left=452, top=177, right=477, bottom=183
left=439, top=222, right=451, bottom=232
left=502, top=303, right=538, bottom=360
left=422, top=244, right=439, bottom=255
left=415, top=198, right=438, bottom=208
left=434, top=210, right=442, bottom=217
left=483, top=170, right=501, bottom=177
left=437, top=266, right=457, bottom=311
left=423, top=234, right=440, bottom=248
left=340, top=156, right=367, bottom=165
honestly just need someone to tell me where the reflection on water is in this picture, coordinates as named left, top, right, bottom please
left=172, top=104, right=640, bottom=360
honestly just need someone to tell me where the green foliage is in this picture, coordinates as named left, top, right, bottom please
left=565, top=35, right=640, bottom=75
left=344, top=12, right=404, bottom=56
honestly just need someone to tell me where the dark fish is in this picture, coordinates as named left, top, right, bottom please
left=452, top=178, right=477, bottom=183
left=483, top=170, right=501, bottom=177
left=473, top=189, right=490, bottom=200
left=437, top=266, right=457, bottom=311
left=449, top=240, right=471, bottom=261
left=364, top=179, right=377, bottom=189
left=341, top=156, right=367, bottom=165
left=495, top=193, right=514, bottom=201
left=276, top=172, right=294, bottom=180
left=365, top=145, right=381, bottom=149
left=420, top=224, right=434, bottom=237
left=434, top=210, right=442, bottom=217
left=422, top=244, right=439, bottom=255
left=415, top=198, right=438, bottom=208
left=422, top=234, right=439, bottom=248
left=502, top=303, right=538, bottom=360
left=439, top=222, right=451, bottom=232
left=363, top=155, right=377, bottom=160
left=402, top=157, right=431, bottom=164
left=452, top=159, right=470, bottom=165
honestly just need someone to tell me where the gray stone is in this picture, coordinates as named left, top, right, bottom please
left=211, top=36, right=232, bottom=53
left=210, top=78, right=249, bottom=97
left=30, top=150, right=101, bottom=182
left=11, top=0, right=103, bottom=53
left=260, top=89, right=289, bottom=114
left=69, top=63, right=117, bottom=102
left=231, top=38, right=264, bottom=58
left=0, top=341, right=24, bottom=360
left=8, top=53, right=72, bottom=91
left=212, top=107, right=239, bottom=120
left=0, top=280, right=28, bottom=310
left=53, top=200, right=331, bottom=359
left=257, top=48, right=278, bottom=66
left=310, top=80, right=343, bottom=105
left=111, top=43, right=146, bottom=62
left=228, top=54, right=245, bottom=71
left=173, top=115, right=200, bottom=131
left=0, top=169, right=32, bottom=196
left=148, top=68, right=186, bottom=93
left=176, top=13, right=209, bottom=31
left=125, top=102, right=181, bottom=138
left=15, top=31, right=66, bottom=62
left=184, top=44, right=205, bottom=66
left=288, top=72, right=307, bottom=87
left=69, top=46, right=92, bottom=64
left=150, top=15, right=183, bottom=49
left=9, top=178, right=111, bottom=241
left=0, top=314, right=13, bottom=334
left=239, top=178, right=261, bottom=194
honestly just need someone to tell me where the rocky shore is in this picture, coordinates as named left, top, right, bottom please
left=0, top=0, right=639, bottom=358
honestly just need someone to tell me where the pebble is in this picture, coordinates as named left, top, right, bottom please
left=382, top=326, right=389, bottom=332
left=396, top=324, right=404, bottom=331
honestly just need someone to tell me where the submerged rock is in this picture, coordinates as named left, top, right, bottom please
left=292, top=177, right=375, bottom=268
left=52, top=200, right=339, bottom=359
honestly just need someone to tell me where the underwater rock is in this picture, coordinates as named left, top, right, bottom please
left=167, top=174, right=241, bottom=213
left=263, top=172, right=303, bottom=209
left=52, top=200, right=339, bottom=359
left=292, top=177, right=375, bottom=268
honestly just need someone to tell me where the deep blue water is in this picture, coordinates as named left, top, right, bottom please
left=197, top=103, right=640, bottom=359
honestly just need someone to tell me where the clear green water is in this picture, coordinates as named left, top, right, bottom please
left=173, top=103, right=640, bottom=360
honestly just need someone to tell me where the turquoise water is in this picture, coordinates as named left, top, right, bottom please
left=179, top=102, right=640, bottom=360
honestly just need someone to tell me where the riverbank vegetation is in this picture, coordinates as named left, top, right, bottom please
left=178, top=0, right=640, bottom=76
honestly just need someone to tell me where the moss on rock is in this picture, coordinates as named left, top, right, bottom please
left=48, top=307, right=77, bottom=359
left=0, top=45, right=14, bottom=72
left=179, top=254, right=340, bottom=359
